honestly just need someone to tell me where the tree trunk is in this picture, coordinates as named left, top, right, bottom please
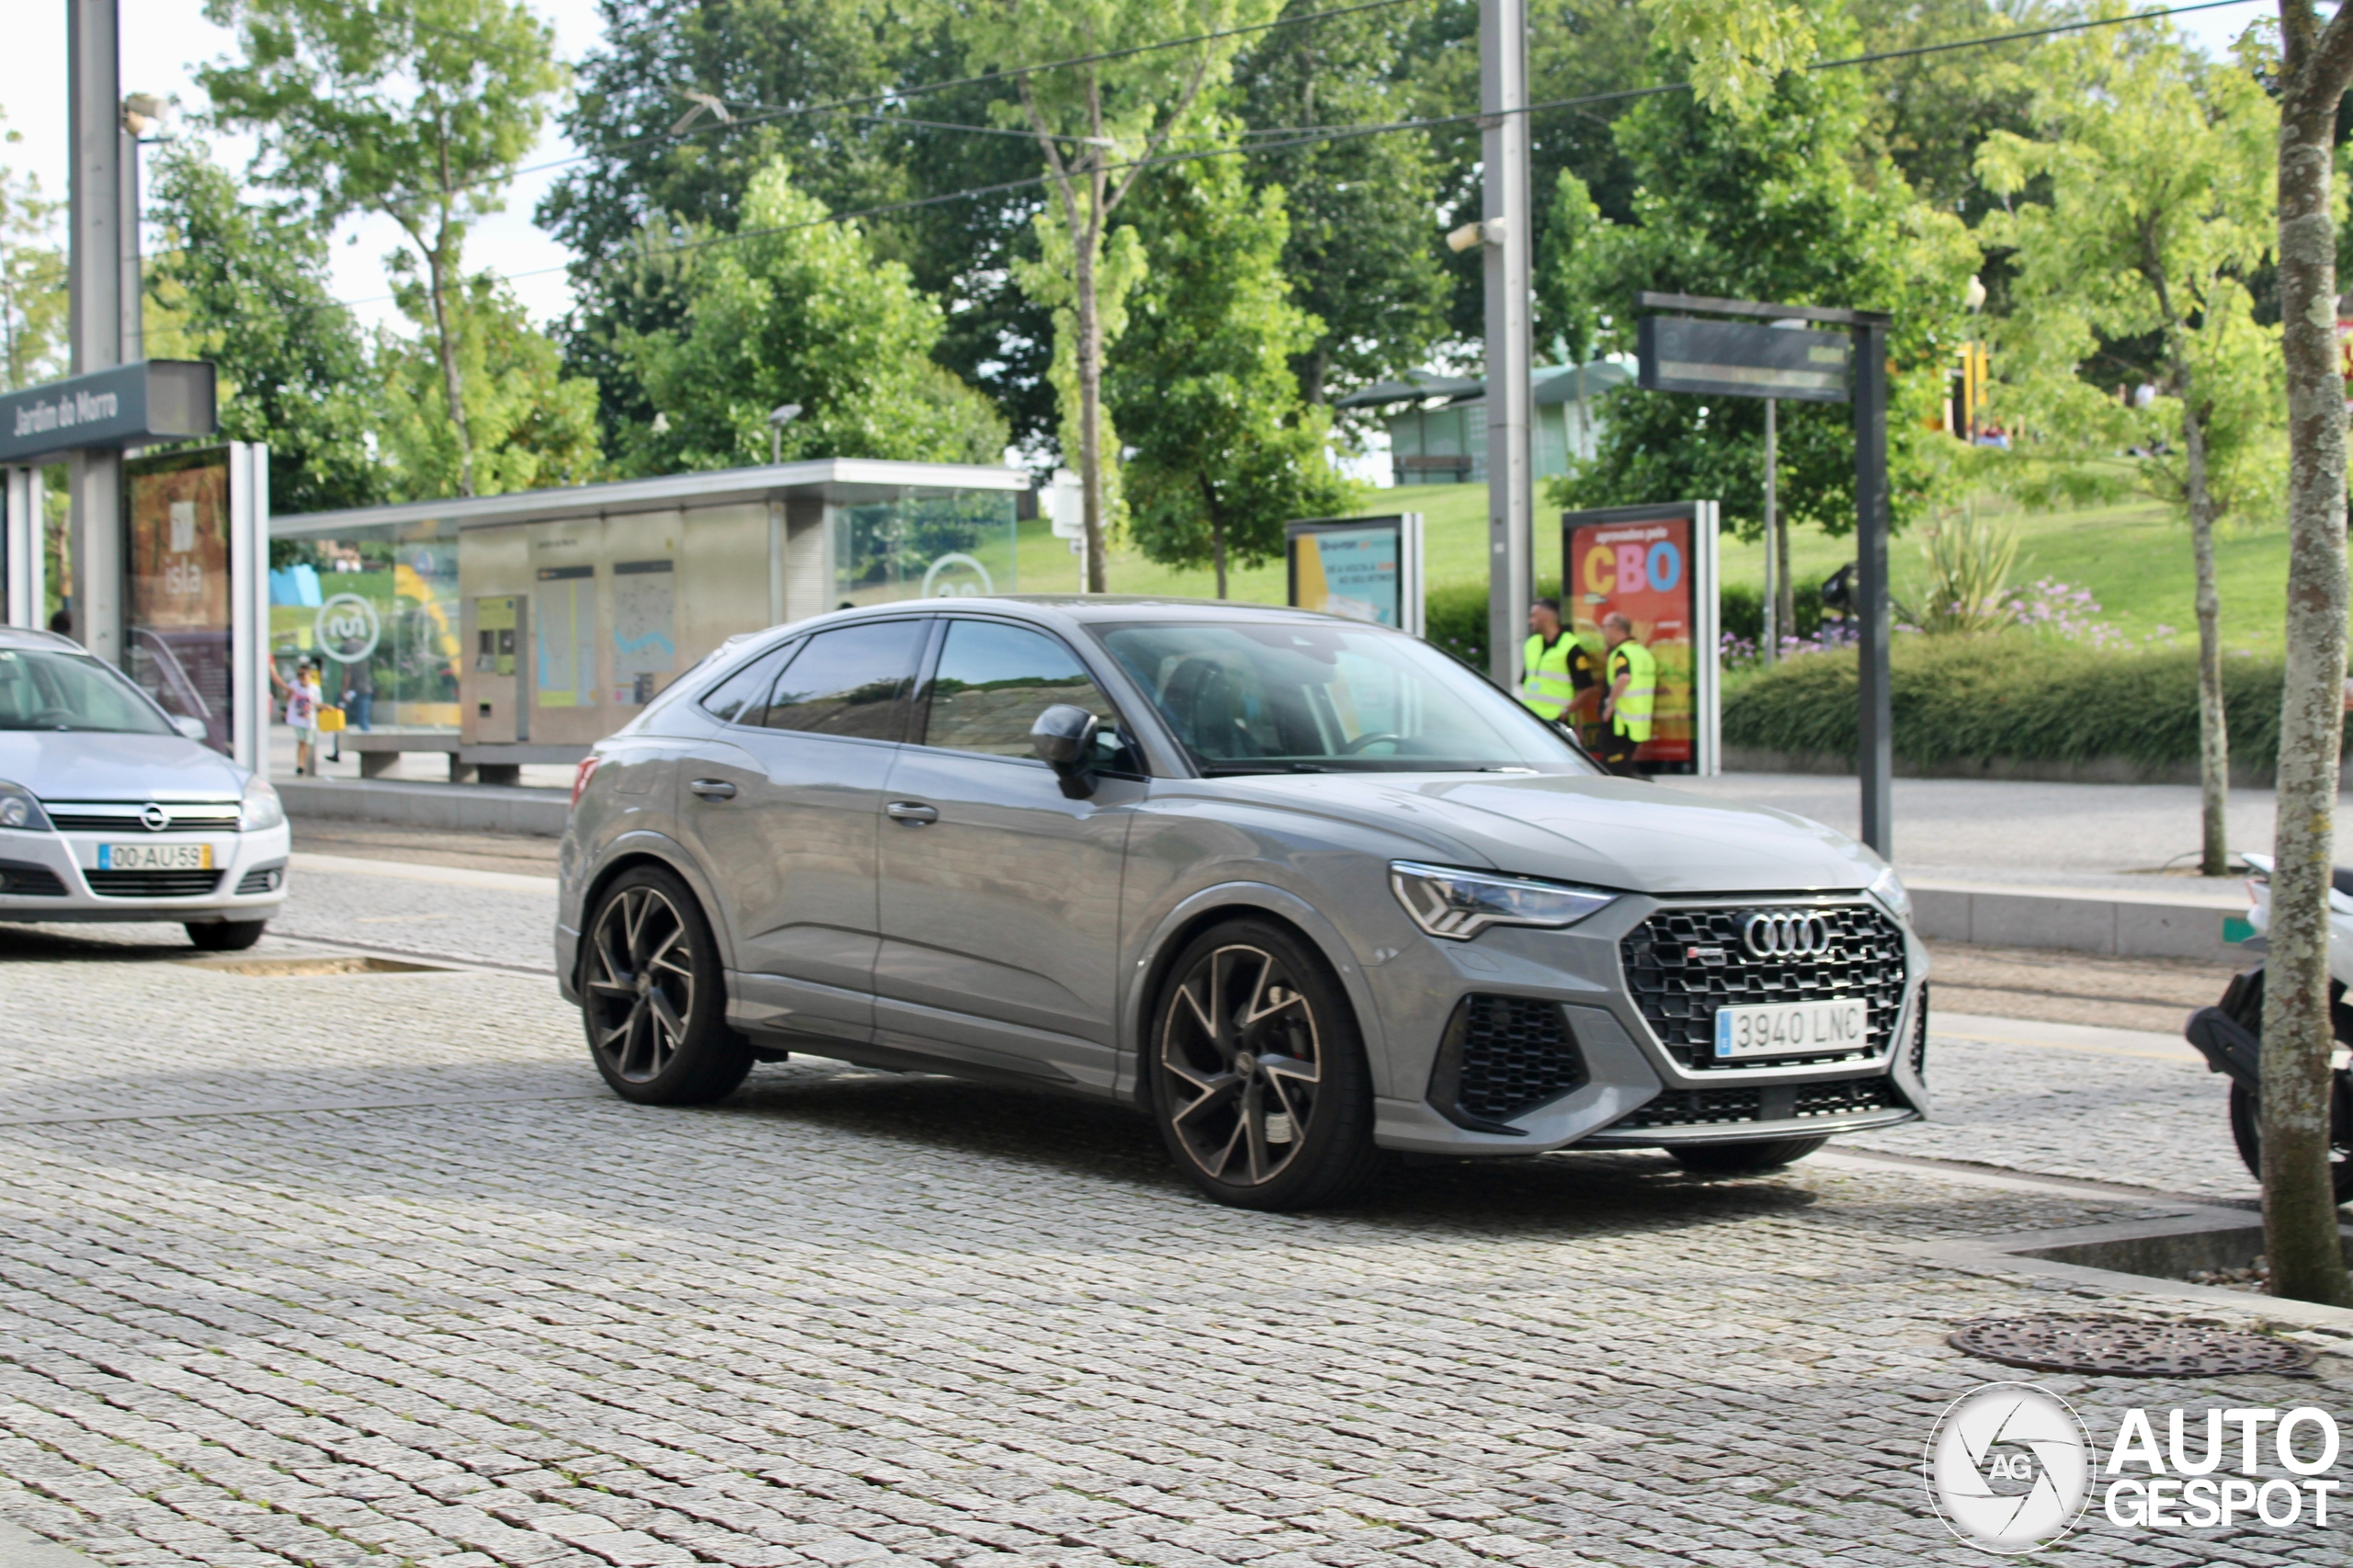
left=1773, top=507, right=1793, bottom=647
left=2183, top=403, right=2230, bottom=878
left=426, top=232, right=476, bottom=499
left=2260, top=5, right=2353, bottom=1308
left=1212, top=513, right=1228, bottom=599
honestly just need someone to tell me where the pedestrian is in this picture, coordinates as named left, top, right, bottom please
left=288, top=661, right=324, bottom=778
left=1516, top=597, right=1597, bottom=730
left=337, top=653, right=373, bottom=733
left=1597, top=611, right=1656, bottom=778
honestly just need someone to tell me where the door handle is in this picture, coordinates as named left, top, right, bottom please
left=689, top=778, right=738, bottom=801
left=885, top=801, right=939, bottom=824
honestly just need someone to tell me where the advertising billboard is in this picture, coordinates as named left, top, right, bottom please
left=1285, top=514, right=1425, bottom=636
left=124, top=448, right=235, bottom=753
left=1561, top=501, right=1719, bottom=775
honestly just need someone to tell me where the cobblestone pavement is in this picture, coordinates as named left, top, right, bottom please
left=4, top=881, right=2347, bottom=1567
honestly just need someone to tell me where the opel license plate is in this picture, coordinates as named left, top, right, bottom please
left=97, top=843, right=211, bottom=872
left=1712, top=998, right=1866, bottom=1060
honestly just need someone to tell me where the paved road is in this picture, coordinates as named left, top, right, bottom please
left=1, top=860, right=2342, bottom=1568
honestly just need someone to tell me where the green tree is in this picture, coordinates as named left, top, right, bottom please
left=199, top=0, right=564, bottom=497
left=1115, top=147, right=1350, bottom=596
left=1541, top=32, right=1978, bottom=632
left=142, top=142, right=383, bottom=515
left=957, top=0, right=1281, bottom=592
left=377, top=270, right=603, bottom=500
left=0, top=114, right=66, bottom=391
left=616, top=158, right=1006, bottom=475
left=1977, top=19, right=2282, bottom=878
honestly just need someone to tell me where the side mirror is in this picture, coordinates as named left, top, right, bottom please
left=172, top=715, right=209, bottom=742
left=1030, top=703, right=1100, bottom=798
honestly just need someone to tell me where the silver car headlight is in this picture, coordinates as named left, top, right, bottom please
left=1868, top=865, right=1911, bottom=923
left=1390, top=860, right=1618, bottom=941
left=239, top=777, right=286, bottom=833
left=0, top=779, right=52, bottom=832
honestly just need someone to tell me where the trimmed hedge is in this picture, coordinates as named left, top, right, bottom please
left=1722, top=636, right=2325, bottom=775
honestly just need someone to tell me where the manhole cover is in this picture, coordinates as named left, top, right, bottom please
left=1950, top=1315, right=2314, bottom=1378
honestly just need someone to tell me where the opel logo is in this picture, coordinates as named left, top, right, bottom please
left=139, top=802, right=171, bottom=833
left=1742, top=910, right=1832, bottom=958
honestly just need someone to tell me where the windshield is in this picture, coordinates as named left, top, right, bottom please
left=0, top=647, right=176, bottom=734
left=1097, top=621, right=1593, bottom=774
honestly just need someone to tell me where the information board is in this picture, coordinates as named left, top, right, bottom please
left=612, top=558, right=676, bottom=705
left=1561, top=501, right=1719, bottom=775
left=1284, top=514, right=1425, bottom=636
left=124, top=449, right=234, bottom=753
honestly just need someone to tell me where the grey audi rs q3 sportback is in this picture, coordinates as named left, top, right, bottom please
left=558, top=597, right=1926, bottom=1210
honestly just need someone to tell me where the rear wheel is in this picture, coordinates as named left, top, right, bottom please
left=1668, top=1135, right=1828, bottom=1176
left=187, top=920, right=266, bottom=952
left=2227, top=1082, right=2353, bottom=1204
left=580, top=866, right=749, bottom=1105
left=1149, top=919, right=1381, bottom=1210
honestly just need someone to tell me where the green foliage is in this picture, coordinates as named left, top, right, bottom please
left=616, top=159, right=1006, bottom=475
left=1540, top=22, right=1980, bottom=542
left=1893, top=509, right=2022, bottom=634
left=143, top=142, right=383, bottom=515
left=1723, top=636, right=2328, bottom=774
left=1720, top=578, right=1825, bottom=645
left=377, top=271, right=603, bottom=500
left=1847, top=0, right=2055, bottom=222
left=1115, top=149, right=1352, bottom=593
left=0, top=114, right=64, bottom=392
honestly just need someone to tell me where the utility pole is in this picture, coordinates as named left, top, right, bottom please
left=1761, top=397, right=1778, bottom=665
left=1480, top=0, right=1532, bottom=687
left=67, top=0, right=124, bottom=665
left=1853, top=318, right=1893, bottom=856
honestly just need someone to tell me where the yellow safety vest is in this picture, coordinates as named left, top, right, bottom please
left=1608, top=639, right=1657, bottom=743
left=1518, top=633, right=1576, bottom=720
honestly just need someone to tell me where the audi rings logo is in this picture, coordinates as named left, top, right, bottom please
left=1926, top=1383, right=2092, bottom=1554
left=1741, top=909, right=1833, bottom=959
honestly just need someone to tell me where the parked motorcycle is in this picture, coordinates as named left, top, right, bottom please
left=2181, top=853, right=2353, bottom=1202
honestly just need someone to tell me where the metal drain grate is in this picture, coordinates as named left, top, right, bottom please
left=1950, top=1315, right=2315, bottom=1378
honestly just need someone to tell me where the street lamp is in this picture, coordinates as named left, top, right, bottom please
left=767, top=403, right=801, bottom=465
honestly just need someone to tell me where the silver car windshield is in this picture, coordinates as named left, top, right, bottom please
left=0, top=648, right=175, bottom=735
left=1097, top=622, right=1594, bottom=775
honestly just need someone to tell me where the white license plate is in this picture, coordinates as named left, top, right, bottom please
left=97, top=843, right=212, bottom=872
left=1713, top=998, right=1867, bottom=1060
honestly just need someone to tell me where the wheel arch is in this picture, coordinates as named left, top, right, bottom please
left=1120, top=881, right=1390, bottom=1107
left=567, top=835, right=731, bottom=997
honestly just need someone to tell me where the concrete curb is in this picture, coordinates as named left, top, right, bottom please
left=279, top=778, right=568, bottom=836
left=0, top=1519, right=105, bottom=1568
left=1911, top=879, right=2251, bottom=966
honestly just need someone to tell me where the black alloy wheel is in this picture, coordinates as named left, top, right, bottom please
left=1151, top=919, right=1380, bottom=1210
left=2227, top=1082, right=2353, bottom=1204
left=580, top=865, right=750, bottom=1105
left=1668, top=1136, right=1829, bottom=1176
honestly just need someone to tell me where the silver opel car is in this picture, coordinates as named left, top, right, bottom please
left=0, top=626, right=290, bottom=949
left=558, top=597, right=1926, bottom=1209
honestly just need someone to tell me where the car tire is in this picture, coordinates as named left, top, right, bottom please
left=579, top=864, right=750, bottom=1106
left=1148, top=918, right=1381, bottom=1211
left=1667, top=1135, right=1828, bottom=1176
left=2227, top=1082, right=2353, bottom=1204
left=186, top=920, right=267, bottom=952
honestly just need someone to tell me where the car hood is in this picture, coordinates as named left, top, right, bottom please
left=0, top=730, right=247, bottom=801
left=1184, top=771, right=1881, bottom=895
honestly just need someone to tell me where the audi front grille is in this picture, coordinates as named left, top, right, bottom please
left=1619, top=902, right=1908, bottom=1072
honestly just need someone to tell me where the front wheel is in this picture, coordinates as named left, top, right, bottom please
left=579, top=866, right=749, bottom=1105
left=187, top=920, right=267, bottom=952
left=2227, top=1082, right=2353, bottom=1204
left=1668, top=1136, right=1828, bottom=1176
left=1149, top=919, right=1381, bottom=1210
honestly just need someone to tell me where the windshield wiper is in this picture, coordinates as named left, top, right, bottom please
left=1198, top=762, right=1332, bottom=776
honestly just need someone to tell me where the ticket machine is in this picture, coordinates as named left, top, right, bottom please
left=464, top=594, right=529, bottom=744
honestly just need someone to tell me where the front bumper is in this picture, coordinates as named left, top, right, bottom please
left=1363, top=890, right=1928, bottom=1156
left=0, top=824, right=291, bottom=924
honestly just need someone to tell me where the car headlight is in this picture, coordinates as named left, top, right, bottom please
left=1868, top=865, right=1911, bottom=923
left=239, top=777, right=286, bottom=833
left=0, top=779, right=52, bottom=832
left=1390, top=860, right=1618, bottom=941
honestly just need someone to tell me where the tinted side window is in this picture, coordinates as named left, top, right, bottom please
left=698, top=644, right=794, bottom=725
left=921, top=620, right=1127, bottom=761
left=760, top=620, right=926, bottom=741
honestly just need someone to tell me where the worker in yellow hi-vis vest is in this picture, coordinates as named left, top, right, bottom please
left=1517, top=597, right=1597, bottom=729
left=1597, top=610, right=1655, bottom=778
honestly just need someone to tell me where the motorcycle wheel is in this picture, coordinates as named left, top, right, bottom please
left=2226, top=1081, right=2353, bottom=1205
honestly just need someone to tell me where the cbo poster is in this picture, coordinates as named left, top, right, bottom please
left=1561, top=501, right=1719, bottom=775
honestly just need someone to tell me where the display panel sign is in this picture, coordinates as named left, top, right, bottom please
left=124, top=448, right=234, bottom=753
left=1285, top=514, right=1425, bottom=636
left=0, top=360, right=219, bottom=463
left=1562, top=501, right=1719, bottom=775
left=1637, top=317, right=1851, bottom=403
